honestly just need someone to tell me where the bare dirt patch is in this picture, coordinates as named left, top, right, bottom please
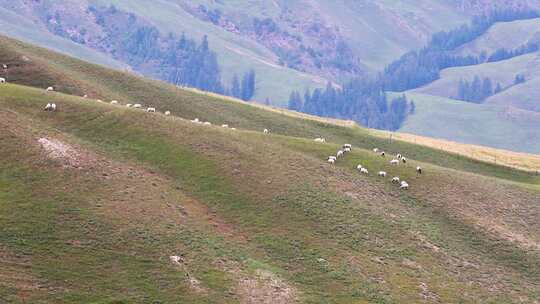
left=236, top=269, right=297, bottom=304
left=38, top=137, right=82, bottom=167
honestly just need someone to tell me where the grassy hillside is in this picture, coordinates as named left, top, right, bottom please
left=0, top=6, right=126, bottom=70
left=457, top=18, right=540, bottom=57
left=412, top=52, right=538, bottom=99
left=0, top=34, right=539, bottom=302
left=1, top=82, right=539, bottom=303
left=396, top=92, right=540, bottom=154
left=2, top=34, right=539, bottom=174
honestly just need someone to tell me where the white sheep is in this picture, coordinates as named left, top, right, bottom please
left=416, top=166, right=423, bottom=174
left=378, top=171, right=387, bottom=177
left=165, top=111, right=171, bottom=116
left=0, top=77, right=5, bottom=84
left=133, top=104, right=142, bottom=109
left=400, top=182, right=409, bottom=190
left=328, top=158, right=335, bottom=164
left=336, top=150, right=344, bottom=158
left=390, top=159, right=399, bottom=165
left=203, top=121, right=211, bottom=125
left=147, top=107, right=156, bottom=113
left=44, top=103, right=56, bottom=111
left=402, top=157, right=407, bottom=164
left=380, top=151, right=386, bottom=157
left=344, top=147, right=351, bottom=153
left=221, top=124, right=229, bottom=128
left=83, top=94, right=88, bottom=98
left=397, top=153, right=402, bottom=159
left=192, top=118, right=200, bottom=123
left=360, top=168, right=369, bottom=175
left=392, top=177, right=400, bottom=183
left=356, top=164, right=363, bottom=170
left=263, top=128, right=269, bottom=134
left=110, top=100, right=119, bottom=105
left=231, top=127, right=237, bottom=130
left=373, top=148, right=379, bottom=153
left=96, top=99, right=103, bottom=103
left=46, top=86, right=54, bottom=92
left=126, top=104, right=132, bottom=107
left=314, top=138, right=326, bottom=143
left=2, top=64, right=7, bottom=69
left=343, top=144, right=352, bottom=150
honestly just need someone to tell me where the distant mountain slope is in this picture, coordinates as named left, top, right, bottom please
left=2, top=0, right=532, bottom=104
left=413, top=52, right=539, bottom=100
left=457, top=18, right=540, bottom=57
left=397, top=92, right=540, bottom=153
left=0, top=5, right=126, bottom=70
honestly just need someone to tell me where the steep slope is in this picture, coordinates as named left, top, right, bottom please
left=397, top=92, right=540, bottom=153
left=2, top=83, right=539, bottom=303
left=1, top=35, right=540, bottom=302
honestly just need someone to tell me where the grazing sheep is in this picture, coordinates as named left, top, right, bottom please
left=83, top=94, right=88, bottom=98
left=380, top=151, right=386, bottom=157
left=378, top=171, right=387, bottom=177
left=147, top=107, right=156, bottom=113
left=314, top=138, right=326, bottom=143
left=110, top=100, right=118, bottom=105
left=192, top=118, right=200, bottom=123
left=328, top=156, right=337, bottom=161
left=373, top=148, right=379, bottom=153
left=133, top=104, right=142, bottom=109
left=397, top=153, right=402, bottom=159
left=203, top=121, right=211, bottom=125
left=44, top=103, right=57, bottom=111
left=390, top=159, right=399, bottom=165
left=46, top=86, right=54, bottom=92
left=344, top=147, right=351, bottom=153
left=0, top=77, right=5, bottom=84
left=336, top=150, right=344, bottom=158
left=343, top=144, right=352, bottom=150
left=221, top=124, right=229, bottom=128
left=416, top=166, right=423, bottom=174
left=2, top=64, right=7, bottom=69
left=392, top=177, right=400, bottom=184
left=402, top=157, right=407, bottom=164
left=231, top=127, right=237, bottom=130
left=360, top=168, right=369, bottom=175
left=126, top=104, right=132, bottom=107
left=400, top=182, right=409, bottom=190
left=328, top=158, right=335, bottom=164
left=263, top=128, right=269, bottom=134
left=356, top=164, right=363, bottom=170
left=165, top=111, right=171, bottom=116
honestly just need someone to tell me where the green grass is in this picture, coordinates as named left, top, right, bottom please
left=396, top=92, right=540, bottom=154
left=1, top=34, right=540, bottom=302
left=1, top=82, right=539, bottom=302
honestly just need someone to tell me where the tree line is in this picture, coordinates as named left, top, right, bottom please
left=88, top=5, right=257, bottom=100
left=288, top=82, right=414, bottom=131
left=456, top=73, right=526, bottom=103
left=381, top=8, right=539, bottom=92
